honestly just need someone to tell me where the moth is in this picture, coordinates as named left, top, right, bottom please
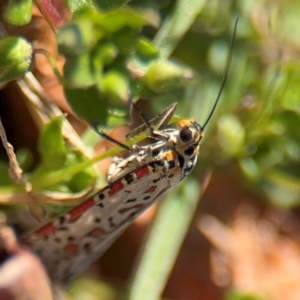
left=23, top=18, right=238, bottom=284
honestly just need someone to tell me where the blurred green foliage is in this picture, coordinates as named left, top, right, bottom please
left=29, top=116, right=95, bottom=193
left=3, top=0, right=32, bottom=25
left=1, top=0, right=300, bottom=299
left=0, top=37, right=33, bottom=83
left=59, top=6, right=192, bottom=125
left=145, top=0, right=300, bottom=210
left=225, top=290, right=267, bottom=300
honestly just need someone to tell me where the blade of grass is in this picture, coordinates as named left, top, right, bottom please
left=153, top=0, right=206, bottom=57
left=129, top=176, right=207, bottom=300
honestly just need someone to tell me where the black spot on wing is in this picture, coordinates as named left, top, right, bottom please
left=181, top=156, right=197, bottom=180
left=153, top=177, right=160, bottom=184
left=59, top=227, right=68, bottom=231
left=98, top=193, right=105, bottom=200
left=183, top=165, right=194, bottom=175
left=153, top=160, right=164, bottom=167
left=149, top=162, right=156, bottom=172
left=42, top=235, right=49, bottom=241
left=168, top=160, right=175, bottom=169
left=68, top=236, right=75, bottom=242
left=162, top=166, right=167, bottom=174
left=184, top=146, right=195, bottom=157
left=152, top=149, right=160, bottom=157
left=178, top=154, right=185, bottom=170
left=97, top=202, right=104, bottom=208
left=124, top=173, right=134, bottom=184
left=84, top=243, right=92, bottom=253
left=126, top=198, right=137, bottom=203
left=149, top=160, right=164, bottom=172
left=108, top=217, right=115, bottom=228
left=58, top=216, right=66, bottom=225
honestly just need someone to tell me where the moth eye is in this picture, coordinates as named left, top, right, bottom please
left=180, top=127, right=193, bottom=143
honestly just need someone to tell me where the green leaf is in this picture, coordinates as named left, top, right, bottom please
left=280, top=64, right=300, bottom=113
left=0, top=37, right=33, bottom=83
left=93, top=0, right=129, bottom=11
left=264, top=169, right=300, bottom=208
left=64, top=85, right=129, bottom=126
left=3, top=0, right=32, bottom=26
left=63, top=53, right=96, bottom=88
left=63, top=151, right=95, bottom=192
left=153, top=0, right=206, bottom=57
left=65, top=0, right=93, bottom=12
left=225, top=290, right=267, bottom=300
left=30, top=120, right=99, bottom=192
left=16, top=148, right=33, bottom=172
left=0, top=162, right=14, bottom=186
left=217, top=115, right=246, bottom=157
left=113, top=27, right=140, bottom=55
left=100, top=9, right=147, bottom=32
left=57, top=20, right=98, bottom=56
left=92, top=41, right=118, bottom=66
left=68, top=278, right=123, bottom=300
left=136, top=39, right=159, bottom=60
left=38, top=116, right=67, bottom=171
left=239, top=157, right=261, bottom=181
left=98, top=71, right=129, bottom=105
left=39, top=151, right=95, bottom=193
left=145, top=60, right=193, bottom=93
left=129, top=178, right=202, bottom=300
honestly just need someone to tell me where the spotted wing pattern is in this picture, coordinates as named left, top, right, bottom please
left=23, top=119, right=202, bottom=283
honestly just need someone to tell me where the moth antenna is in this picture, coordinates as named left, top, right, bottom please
left=93, top=125, right=131, bottom=151
left=131, top=100, right=154, bottom=136
left=202, top=17, right=239, bottom=131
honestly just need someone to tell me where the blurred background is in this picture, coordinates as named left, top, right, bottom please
left=1, top=0, right=300, bottom=299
